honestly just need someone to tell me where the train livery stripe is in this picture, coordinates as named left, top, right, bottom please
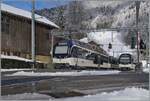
left=53, top=58, right=111, bottom=68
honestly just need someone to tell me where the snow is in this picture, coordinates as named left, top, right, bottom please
left=1, top=93, right=51, bottom=100
left=1, top=3, right=59, bottom=28
left=1, top=54, right=32, bottom=62
left=79, top=37, right=88, bottom=43
left=83, top=1, right=124, bottom=9
left=2, top=87, right=149, bottom=101
left=86, top=1, right=149, bottom=29
left=1, top=69, right=32, bottom=72
left=141, top=60, right=150, bottom=73
left=143, top=68, right=149, bottom=73
left=112, top=1, right=150, bottom=28
left=6, top=70, right=120, bottom=76
left=112, top=2, right=135, bottom=28
left=52, top=87, right=149, bottom=101
left=85, top=31, right=136, bottom=57
left=1, top=54, right=43, bottom=63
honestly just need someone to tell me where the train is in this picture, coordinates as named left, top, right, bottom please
left=1, top=39, right=135, bottom=70
left=118, top=53, right=136, bottom=70
left=52, top=39, right=136, bottom=70
left=53, top=39, right=119, bottom=70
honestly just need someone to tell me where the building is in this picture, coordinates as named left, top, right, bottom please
left=1, top=3, right=60, bottom=65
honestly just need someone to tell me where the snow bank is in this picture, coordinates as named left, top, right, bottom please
left=53, top=87, right=149, bottom=101
left=1, top=54, right=32, bottom=62
left=2, top=93, right=51, bottom=100
left=142, top=60, right=147, bottom=68
left=6, top=70, right=120, bottom=76
left=143, top=68, right=149, bottom=73
left=1, top=54, right=43, bottom=63
left=141, top=60, right=149, bottom=73
left=2, top=87, right=148, bottom=101
left=1, top=69, right=32, bottom=72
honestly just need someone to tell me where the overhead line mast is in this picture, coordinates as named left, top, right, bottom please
left=31, top=0, right=36, bottom=69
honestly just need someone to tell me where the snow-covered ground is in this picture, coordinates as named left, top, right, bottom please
left=6, top=70, right=120, bottom=76
left=53, top=87, right=149, bottom=101
left=2, top=87, right=149, bottom=101
left=1, top=54, right=43, bottom=63
left=2, top=93, right=52, bottom=100
left=1, top=68, right=32, bottom=72
left=141, top=60, right=150, bottom=73
left=143, top=68, right=149, bottom=73
left=80, top=31, right=136, bottom=58
left=1, top=54, right=32, bottom=62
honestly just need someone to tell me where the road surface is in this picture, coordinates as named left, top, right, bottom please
left=1, top=70, right=148, bottom=98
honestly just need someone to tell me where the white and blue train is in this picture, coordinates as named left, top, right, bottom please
left=52, top=39, right=118, bottom=69
left=118, top=53, right=136, bottom=70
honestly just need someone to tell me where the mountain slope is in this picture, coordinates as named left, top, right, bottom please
left=36, top=1, right=149, bottom=45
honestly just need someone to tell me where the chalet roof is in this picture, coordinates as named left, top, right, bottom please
left=1, top=3, right=59, bottom=29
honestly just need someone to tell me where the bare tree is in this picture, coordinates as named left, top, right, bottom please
left=65, top=1, right=85, bottom=32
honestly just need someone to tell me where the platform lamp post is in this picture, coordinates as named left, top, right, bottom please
left=31, top=0, right=36, bottom=70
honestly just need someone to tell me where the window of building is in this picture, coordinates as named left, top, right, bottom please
left=2, top=15, right=10, bottom=34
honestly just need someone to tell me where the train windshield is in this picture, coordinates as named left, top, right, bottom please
left=119, top=55, right=131, bottom=64
left=55, top=45, right=68, bottom=54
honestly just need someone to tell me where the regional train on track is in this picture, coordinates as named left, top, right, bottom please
left=53, top=39, right=120, bottom=70
left=118, top=53, right=136, bottom=70
left=53, top=39, right=136, bottom=70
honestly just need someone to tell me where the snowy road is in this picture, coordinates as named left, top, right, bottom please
left=2, top=87, right=149, bottom=101
left=2, top=71, right=148, bottom=97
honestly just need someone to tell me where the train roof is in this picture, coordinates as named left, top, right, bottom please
left=120, top=53, right=132, bottom=56
left=57, top=39, right=108, bottom=56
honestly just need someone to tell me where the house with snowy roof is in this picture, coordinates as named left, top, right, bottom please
left=1, top=3, right=61, bottom=65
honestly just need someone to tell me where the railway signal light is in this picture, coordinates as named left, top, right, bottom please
left=108, top=43, right=112, bottom=49
left=131, top=37, right=136, bottom=49
left=139, top=39, right=146, bottom=54
left=139, top=39, right=146, bottom=49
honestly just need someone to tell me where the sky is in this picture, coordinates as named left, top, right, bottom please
left=3, top=0, right=71, bottom=11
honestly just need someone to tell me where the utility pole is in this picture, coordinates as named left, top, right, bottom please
left=135, top=1, right=140, bottom=64
left=149, top=1, right=150, bottom=94
left=146, top=31, right=149, bottom=68
left=31, top=0, right=36, bottom=93
left=0, top=0, right=2, bottom=97
left=51, top=33, right=54, bottom=63
left=31, top=0, right=36, bottom=69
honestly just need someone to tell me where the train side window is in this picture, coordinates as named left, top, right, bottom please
left=77, top=48, right=87, bottom=59
left=86, top=53, right=95, bottom=60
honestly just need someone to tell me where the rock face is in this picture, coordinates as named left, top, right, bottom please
left=36, top=1, right=149, bottom=44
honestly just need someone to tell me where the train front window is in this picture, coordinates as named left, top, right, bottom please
left=119, top=57, right=131, bottom=64
left=55, top=46, right=68, bottom=54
